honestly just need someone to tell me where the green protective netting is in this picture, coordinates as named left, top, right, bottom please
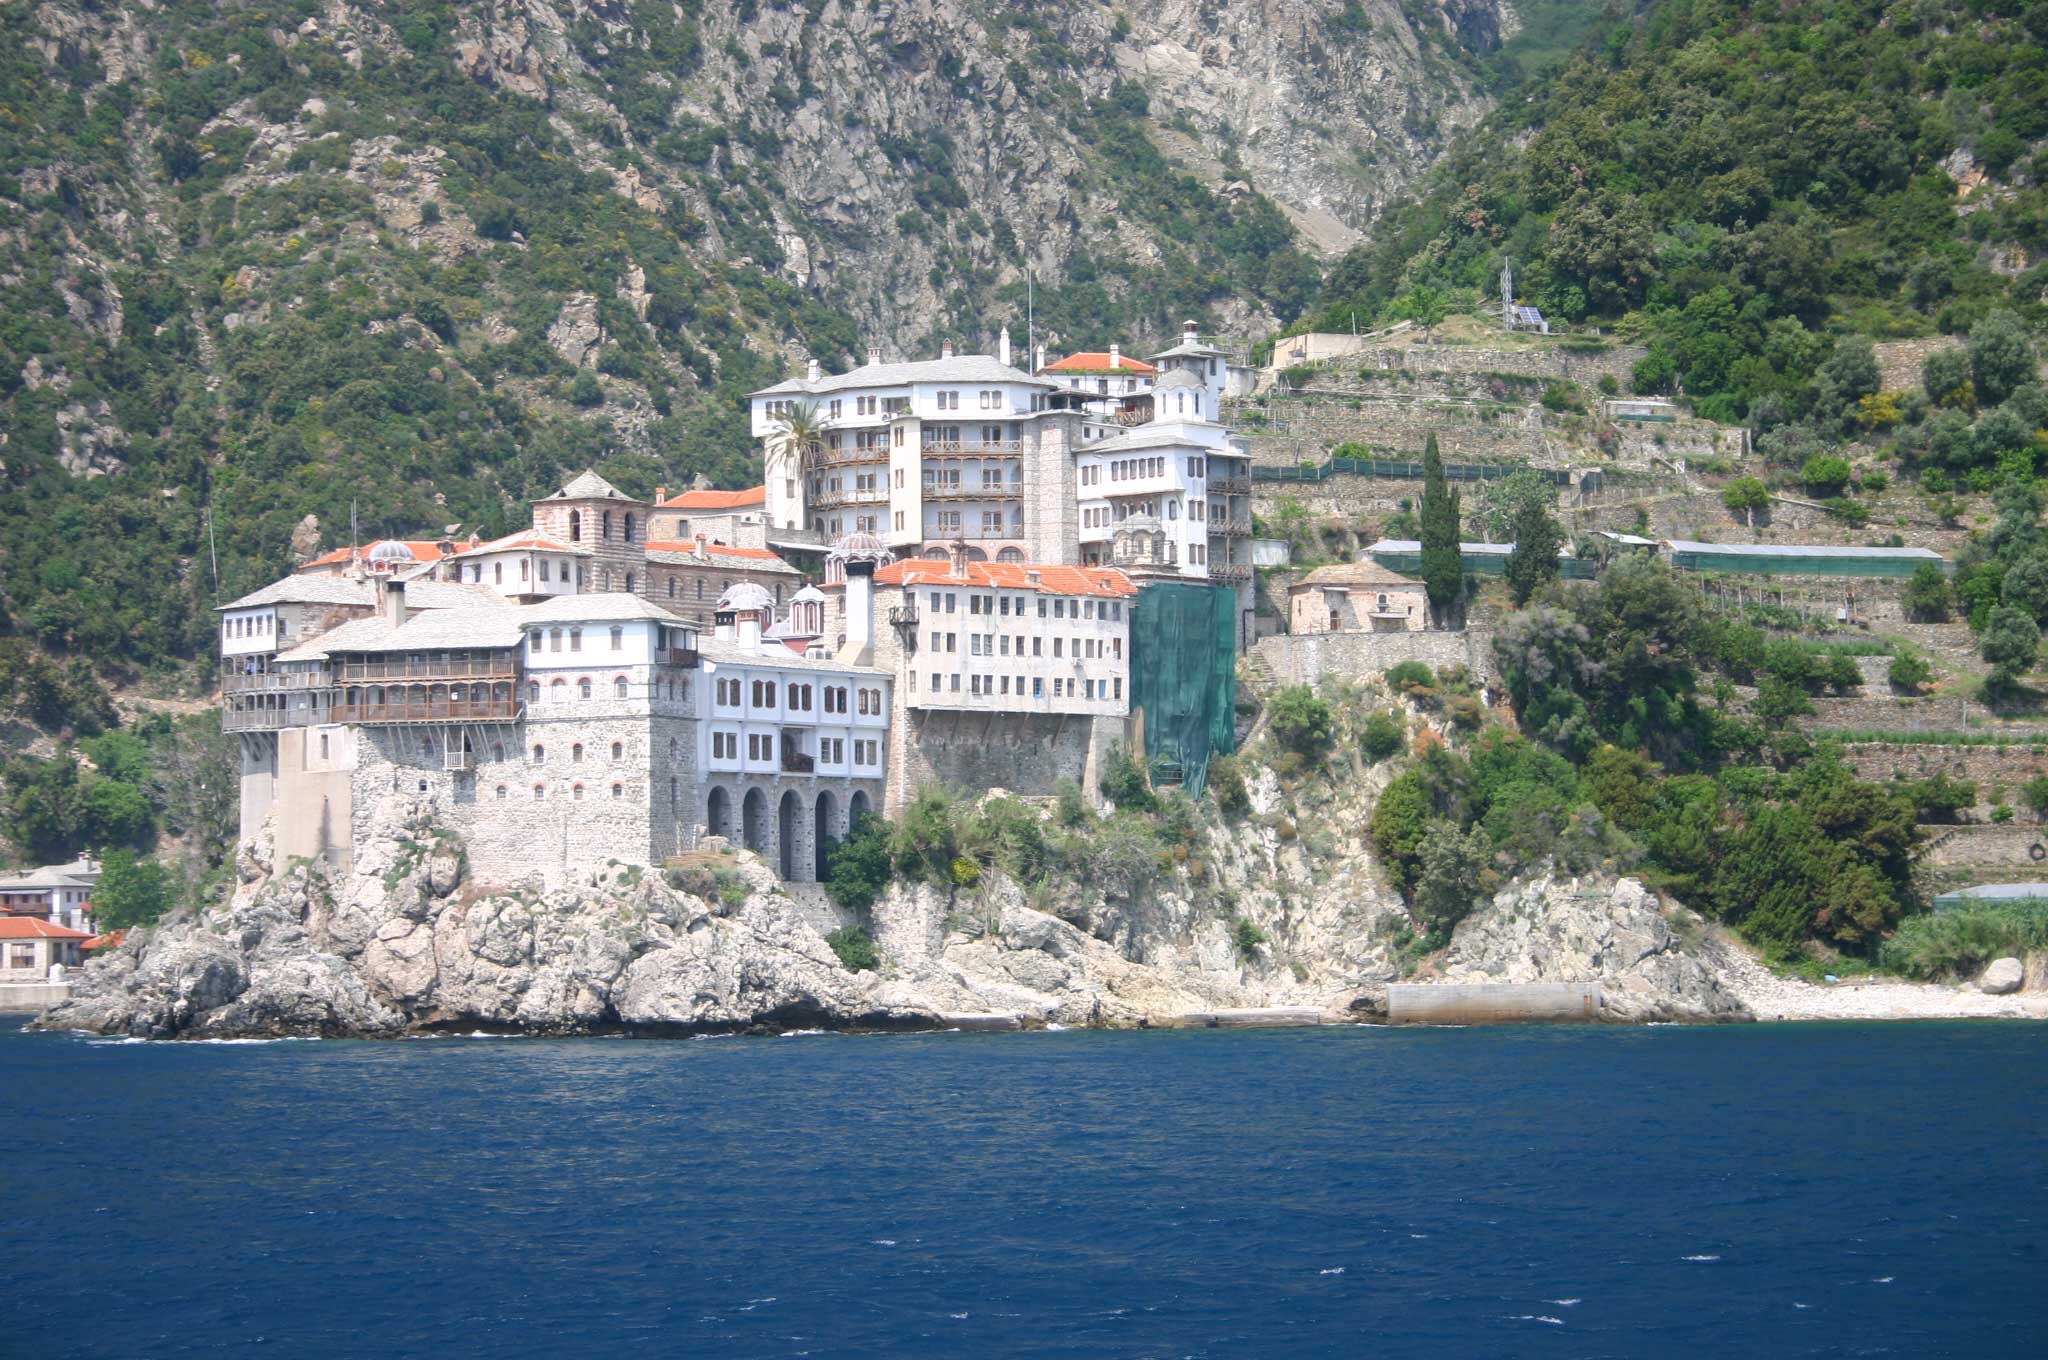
left=1667, top=550, right=1933, bottom=578
left=1129, top=583, right=1237, bottom=796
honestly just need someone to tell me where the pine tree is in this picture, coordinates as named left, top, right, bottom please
left=1418, top=433, right=1463, bottom=616
left=1505, top=493, right=1562, bottom=605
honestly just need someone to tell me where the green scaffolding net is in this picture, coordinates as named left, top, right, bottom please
left=1129, top=583, right=1238, bottom=796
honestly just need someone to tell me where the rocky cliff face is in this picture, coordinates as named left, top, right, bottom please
left=36, top=782, right=1753, bottom=1040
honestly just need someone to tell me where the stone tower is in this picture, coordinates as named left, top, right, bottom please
left=530, top=470, right=650, bottom=594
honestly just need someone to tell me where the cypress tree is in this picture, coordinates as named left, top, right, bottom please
left=1505, top=493, right=1562, bottom=605
left=1418, top=433, right=1463, bottom=614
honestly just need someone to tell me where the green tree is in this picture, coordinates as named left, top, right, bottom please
left=1981, top=603, right=2041, bottom=689
left=1970, top=310, right=2035, bottom=407
left=1800, top=454, right=1852, bottom=494
left=1902, top=562, right=1953, bottom=620
left=1361, top=711, right=1405, bottom=763
left=1887, top=651, right=1933, bottom=692
left=1413, top=822, right=1491, bottom=939
left=77, top=779, right=154, bottom=851
left=824, top=926, right=881, bottom=973
left=823, top=813, right=893, bottom=911
left=90, top=848, right=174, bottom=930
left=2, top=757, right=83, bottom=864
left=1418, top=434, right=1463, bottom=616
left=1370, top=770, right=1432, bottom=894
left=1722, top=476, right=1771, bottom=525
left=1400, top=284, right=1448, bottom=342
left=1267, top=686, right=1334, bottom=761
left=1504, top=492, right=1561, bottom=605
left=1922, top=347, right=1974, bottom=410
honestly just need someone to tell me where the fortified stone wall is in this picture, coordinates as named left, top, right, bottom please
left=1334, top=344, right=1648, bottom=386
left=1836, top=741, right=2048, bottom=790
left=887, top=709, right=1123, bottom=808
left=1251, top=626, right=1495, bottom=689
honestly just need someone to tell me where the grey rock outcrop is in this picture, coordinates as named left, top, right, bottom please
left=1979, top=957, right=2024, bottom=995
left=1436, top=876, right=1749, bottom=1022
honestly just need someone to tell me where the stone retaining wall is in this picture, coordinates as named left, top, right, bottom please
left=1920, top=823, right=2048, bottom=869
left=1252, top=626, right=1494, bottom=689
left=1837, top=741, right=2048, bottom=790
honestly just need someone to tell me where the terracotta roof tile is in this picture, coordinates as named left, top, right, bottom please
left=658, top=487, right=766, bottom=510
left=297, top=541, right=450, bottom=569
left=0, top=917, right=93, bottom=940
left=873, top=560, right=1137, bottom=598
left=1041, top=351, right=1159, bottom=376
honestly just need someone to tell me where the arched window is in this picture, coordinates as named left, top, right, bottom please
left=602, top=511, right=613, bottom=541
left=614, top=676, right=628, bottom=699
left=494, top=562, right=504, bottom=584
left=533, top=783, right=546, bottom=800
left=668, top=577, right=677, bottom=599
left=572, top=743, right=584, bottom=763
left=669, top=738, right=678, bottom=761
left=550, top=678, right=566, bottom=700
left=623, top=513, right=635, bottom=542
left=528, top=681, right=540, bottom=704
left=569, top=510, right=581, bottom=542
left=625, top=572, right=636, bottom=594
left=612, top=741, right=624, bottom=761
left=578, top=677, right=592, bottom=700
left=532, top=744, right=545, bottom=763
left=696, top=579, right=704, bottom=600
left=611, top=783, right=624, bottom=800
left=495, top=785, right=508, bottom=800
left=572, top=783, right=585, bottom=800
left=492, top=744, right=506, bottom=762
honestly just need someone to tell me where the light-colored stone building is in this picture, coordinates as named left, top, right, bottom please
left=0, top=858, right=100, bottom=933
left=647, top=485, right=770, bottom=548
left=1288, top=562, right=1429, bottom=634
left=0, top=917, right=91, bottom=979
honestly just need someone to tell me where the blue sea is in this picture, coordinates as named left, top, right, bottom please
left=3, top=1018, right=2043, bottom=1358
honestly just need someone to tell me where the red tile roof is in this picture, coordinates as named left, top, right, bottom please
left=298, top=540, right=451, bottom=569
left=0, top=917, right=93, bottom=940
left=1041, top=351, right=1158, bottom=377
left=873, top=560, right=1137, bottom=598
left=645, top=540, right=786, bottom=563
left=83, top=930, right=125, bottom=951
left=450, top=530, right=578, bottom=558
left=659, top=487, right=767, bottom=510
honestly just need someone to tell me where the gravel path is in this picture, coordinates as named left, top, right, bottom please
left=1711, top=938, right=2047, bottom=1021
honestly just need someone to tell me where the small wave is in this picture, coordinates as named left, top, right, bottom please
left=870, top=1239, right=897, bottom=1247
left=1319, top=1267, right=1345, bottom=1276
left=779, top=1029, right=829, bottom=1037
left=186, top=1036, right=324, bottom=1045
left=1408, top=1233, right=1428, bottom=1239
left=1549, top=1298, right=1580, bottom=1307
left=1871, top=1276, right=1894, bottom=1284
left=948, top=1312, right=969, bottom=1320
left=1509, top=1315, right=1565, bottom=1326
left=1044, top=1023, right=1069, bottom=1032
left=1794, top=1303, right=1810, bottom=1310
left=1682, top=1254, right=1721, bottom=1262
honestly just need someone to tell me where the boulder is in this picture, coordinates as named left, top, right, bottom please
left=1979, top=957, right=2024, bottom=995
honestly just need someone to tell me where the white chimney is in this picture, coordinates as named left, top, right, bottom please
left=1109, top=343, right=1121, bottom=369
left=866, top=343, right=881, bottom=366
left=1034, top=343, right=1047, bottom=372
left=379, top=575, right=407, bottom=628
left=941, top=338, right=954, bottom=359
left=738, top=610, right=762, bottom=649
left=806, top=357, right=821, bottom=382
left=1183, top=319, right=1200, bottom=345
left=998, top=326, right=1012, bottom=367
left=695, top=533, right=709, bottom=561
left=714, top=615, right=734, bottom=642
left=845, top=560, right=876, bottom=652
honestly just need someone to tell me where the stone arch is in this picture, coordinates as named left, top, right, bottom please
left=742, top=788, right=768, bottom=855
left=963, top=546, right=988, bottom=562
left=706, top=785, right=732, bottom=840
left=813, top=789, right=838, bottom=882
left=850, top=789, right=871, bottom=824
left=996, top=546, right=1024, bottom=563
left=778, top=789, right=802, bottom=880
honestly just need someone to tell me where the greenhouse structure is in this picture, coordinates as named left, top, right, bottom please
left=1657, top=540, right=1946, bottom=579
left=1366, top=539, right=1598, bottom=580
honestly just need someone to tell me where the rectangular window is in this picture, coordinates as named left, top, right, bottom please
left=1114, top=678, right=1123, bottom=700
left=1032, top=637, right=1042, bottom=657
left=1032, top=678, right=1043, bottom=697
left=1053, top=638, right=1063, bottom=658
left=950, top=674, right=960, bottom=692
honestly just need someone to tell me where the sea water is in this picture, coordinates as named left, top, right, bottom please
left=3, top=1018, right=2042, bottom=1358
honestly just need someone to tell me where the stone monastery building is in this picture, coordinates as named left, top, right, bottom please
left=218, top=328, right=1248, bottom=889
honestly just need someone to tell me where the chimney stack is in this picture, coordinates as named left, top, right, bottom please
left=866, top=343, right=881, bottom=366
left=1183, top=319, right=1200, bottom=345
left=941, top=338, right=955, bottom=360
left=378, top=575, right=407, bottom=628
left=1033, top=343, right=1046, bottom=373
left=654, top=485, right=666, bottom=503
left=806, top=357, right=821, bottom=383
left=695, top=533, right=709, bottom=561
left=845, top=558, right=877, bottom=654
left=738, top=609, right=763, bottom=650
left=951, top=541, right=970, bottom=578
left=1109, top=343, right=1121, bottom=369
left=998, top=326, right=1012, bottom=368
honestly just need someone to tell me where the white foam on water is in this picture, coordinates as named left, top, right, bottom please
left=1044, top=1023, right=1069, bottom=1031
left=1409, top=1233, right=1428, bottom=1239
left=1509, top=1315, right=1566, bottom=1326
left=1794, top=1303, right=1811, bottom=1310
left=870, top=1239, right=897, bottom=1246
left=949, top=1312, right=969, bottom=1320
left=1319, top=1267, right=1345, bottom=1276
left=1871, top=1276, right=1894, bottom=1284
left=779, top=1029, right=829, bottom=1037
left=1549, top=1298, right=1580, bottom=1307
left=1682, top=1254, right=1721, bottom=1262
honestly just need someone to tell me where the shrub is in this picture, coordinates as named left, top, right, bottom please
left=1054, top=777, right=1090, bottom=828
left=1207, top=755, right=1250, bottom=817
left=823, top=813, right=893, bottom=911
left=825, top=926, right=881, bottom=973
left=1267, top=686, right=1334, bottom=761
left=1384, top=660, right=1435, bottom=693
left=570, top=371, right=604, bottom=407
left=2023, top=775, right=2048, bottom=818
left=1232, top=917, right=1269, bottom=960
left=1098, top=743, right=1155, bottom=812
left=1801, top=454, right=1852, bottom=494
left=1413, top=822, right=1490, bottom=939
left=950, top=855, right=982, bottom=888
left=1902, top=563, right=1953, bottom=620
left=1887, top=651, right=1933, bottom=692
left=1361, top=711, right=1405, bottom=763
left=90, top=849, right=174, bottom=930
left=1879, top=902, right=2048, bottom=980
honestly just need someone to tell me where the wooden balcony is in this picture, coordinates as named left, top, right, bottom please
left=654, top=644, right=701, bottom=669
left=920, top=441, right=1022, bottom=456
left=922, top=482, right=1022, bottom=501
left=809, top=487, right=889, bottom=510
left=222, top=701, right=308, bottom=733
left=220, top=669, right=329, bottom=694
left=334, top=655, right=518, bottom=683
left=1212, top=476, right=1253, bottom=496
left=333, top=696, right=523, bottom=726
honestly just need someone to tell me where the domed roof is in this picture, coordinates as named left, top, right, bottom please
left=367, top=540, right=416, bottom=565
left=1156, top=368, right=1203, bottom=390
left=715, top=581, right=775, bottom=613
left=827, top=530, right=891, bottom=563
left=791, top=584, right=827, bottom=604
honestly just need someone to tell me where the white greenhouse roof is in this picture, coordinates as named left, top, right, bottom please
left=1662, top=540, right=1943, bottom=561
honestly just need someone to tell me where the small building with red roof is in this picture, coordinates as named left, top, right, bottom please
left=648, top=485, right=770, bottom=549
left=0, top=916, right=94, bottom=978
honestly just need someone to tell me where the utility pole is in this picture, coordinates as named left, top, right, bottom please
left=206, top=505, right=219, bottom=596
left=1026, top=268, right=1035, bottom=375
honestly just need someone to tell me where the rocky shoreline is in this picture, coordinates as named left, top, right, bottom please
left=29, top=799, right=2045, bottom=1040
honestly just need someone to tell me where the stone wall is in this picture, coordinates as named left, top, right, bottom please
left=886, top=708, right=1123, bottom=809
left=1335, top=344, right=1648, bottom=387
left=1251, top=626, right=1494, bottom=688
left=1920, top=823, right=2048, bottom=869
left=1836, top=741, right=2048, bottom=791
left=1873, top=337, right=1962, bottom=394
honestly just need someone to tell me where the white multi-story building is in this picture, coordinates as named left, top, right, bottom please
left=0, top=858, right=100, bottom=933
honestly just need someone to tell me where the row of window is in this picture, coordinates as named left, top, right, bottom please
left=916, top=673, right=1122, bottom=701
left=709, top=731, right=882, bottom=766
left=528, top=740, right=631, bottom=765
left=563, top=509, right=637, bottom=544
left=934, top=591, right=1124, bottom=623
left=223, top=613, right=274, bottom=640
left=712, top=677, right=884, bottom=715
left=531, top=676, right=632, bottom=702
left=497, top=782, right=633, bottom=801
left=929, top=632, right=1122, bottom=661
left=528, top=626, right=626, bottom=654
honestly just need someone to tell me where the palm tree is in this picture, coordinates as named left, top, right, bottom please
left=767, top=399, right=829, bottom=484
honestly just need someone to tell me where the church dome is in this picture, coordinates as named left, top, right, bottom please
left=827, top=530, right=891, bottom=563
left=791, top=585, right=827, bottom=604
left=715, top=581, right=775, bottom=614
left=1155, top=368, right=1202, bottom=391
